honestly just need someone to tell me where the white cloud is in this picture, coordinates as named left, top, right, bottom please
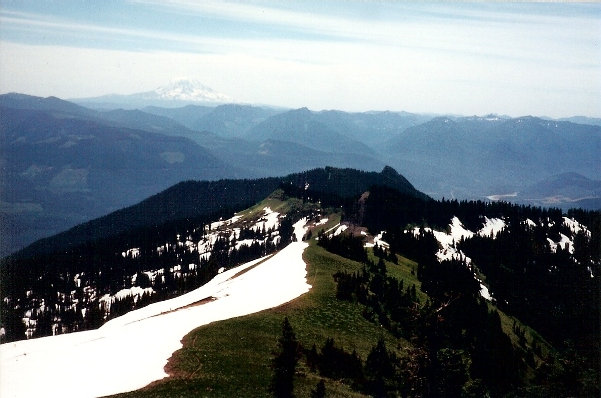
left=0, top=2, right=599, bottom=117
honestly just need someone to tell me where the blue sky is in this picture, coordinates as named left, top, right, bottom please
left=0, top=0, right=599, bottom=117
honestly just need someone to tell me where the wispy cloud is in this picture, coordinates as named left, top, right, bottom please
left=0, top=1, right=599, bottom=117
left=2, top=3, right=596, bottom=70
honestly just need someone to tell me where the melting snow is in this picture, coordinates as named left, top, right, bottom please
left=479, top=282, right=492, bottom=301
left=0, top=220, right=311, bottom=398
left=112, top=287, right=153, bottom=303
left=324, top=223, right=341, bottom=235
left=251, top=207, right=280, bottom=232
left=121, top=248, right=140, bottom=258
left=548, top=233, right=575, bottom=254
left=374, top=232, right=390, bottom=248
left=563, top=217, right=590, bottom=236
left=206, top=214, right=242, bottom=232
left=332, top=224, right=348, bottom=237
left=428, top=217, right=474, bottom=263
left=412, top=217, right=501, bottom=300
left=235, top=239, right=256, bottom=250
left=478, top=217, right=505, bottom=238
left=365, top=231, right=390, bottom=249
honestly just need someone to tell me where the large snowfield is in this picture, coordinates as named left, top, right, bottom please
left=0, top=220, right=310, bottom=398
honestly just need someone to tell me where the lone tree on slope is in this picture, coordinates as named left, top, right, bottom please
left=271, top=317, right=302, bottom=397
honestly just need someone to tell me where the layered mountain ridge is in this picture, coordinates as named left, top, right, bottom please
left=2, top=91, right=600, bottom=259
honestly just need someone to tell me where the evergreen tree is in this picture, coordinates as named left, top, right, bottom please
left=364, top=339, right=397, bottom=397
left=435, top=348, right=468, bottom=397
left=0, top=305, right=26, bottom=342
left=271, top=317, right=301, bottom=398
left=310, top=380, right=326, bottom=398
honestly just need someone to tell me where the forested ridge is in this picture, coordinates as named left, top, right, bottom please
left=342, top=186, right=599, bottom=396
left=0, top=166, right=420, bottom=342
left=291, top=189, right=600, bottom=396
left=1, top=166, right=599, bottom=396
left=0, top=205, right=295, bottom=341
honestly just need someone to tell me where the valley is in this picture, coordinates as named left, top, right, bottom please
left=2, top=91, right=601, bottom=257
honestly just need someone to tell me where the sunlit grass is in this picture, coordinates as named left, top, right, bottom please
left=111, top=206, right=550, bottom=398
left=112, top=229, right=398, bottom=397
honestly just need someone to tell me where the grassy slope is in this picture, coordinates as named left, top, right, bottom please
left=111, top=214, right=408, bottom=398
left=110, top=205, right=550, bottom=397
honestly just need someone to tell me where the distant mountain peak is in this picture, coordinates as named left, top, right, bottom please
left=148, top=79, right=232, bottom=103
left=381, top=165, right=400, bottom=177
left=291, top=107, right=312, bottom=115
left=466, top=114, right=505, bottom=121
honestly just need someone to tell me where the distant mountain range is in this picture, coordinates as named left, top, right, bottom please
left=556, top=116, right=601, bottom=126
left=383, top=115, right=601, bottom=201
left=72, top=79, right=233, bottom=109
left=0, top=93, right=387, bottom=255
left=498, top=172, right=601, bottom=210
left=0, top=94, right=240, bottom=256
left=12, top=166, right=425, bottom=259
left=1, top=89, right=600, bottom=256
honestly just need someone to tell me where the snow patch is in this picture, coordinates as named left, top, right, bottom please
left=0, top=220, right=311, bottom=398
left=324, top=223, right=341, bottom=235
left=99, top=287, right=154, bottom=310
left=478, top=217, right=505, bottom=238
left=332, top=224, right=348, bottom=237
left=428, top=217, right=473, bottom=263
left=548, top=233, right=575, bottom=254
left=479, top=282, right=492, bottom=301
left=234, top=239, right=256, bottom=250
left=411, top=217, right=500, bottom=300
left=365, top=231, right=390, bottom=249
left=563, top=217, right=590, bottom=236
left=251, top=207, right=280, bottom=233
left=121, top=248, right=140, bottom=258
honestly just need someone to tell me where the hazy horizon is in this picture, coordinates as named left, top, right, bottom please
left=1, top=1, right=600, bottom=118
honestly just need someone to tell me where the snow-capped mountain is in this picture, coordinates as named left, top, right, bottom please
left=148, top=79, right=232, bottom=103
left=71, top=79, right=233, bottom=108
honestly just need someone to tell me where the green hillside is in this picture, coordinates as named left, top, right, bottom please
left=112, top=225, right=402, bottom=397
left=111, top=209, right=558, bottom=398
left=3, top=167, right=597, bottom=396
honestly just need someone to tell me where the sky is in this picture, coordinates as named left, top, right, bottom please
left=0, top=0, right=599, bottom=117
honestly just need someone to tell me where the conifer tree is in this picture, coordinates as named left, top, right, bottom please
left=271, top=317, right=301, bottom=397
left=364, top=339, right=397, bottom=397
left=311, top=380, right=326, bottom=398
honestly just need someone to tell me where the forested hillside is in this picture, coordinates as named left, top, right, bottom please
left=1, top=166, right=599, bottom=396
left=1, top=167, right=422, bottom=341
left=110, top=179, right=598, bottom=397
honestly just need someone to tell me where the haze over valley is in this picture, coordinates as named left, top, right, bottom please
left=1, top=85, right=600, bottom=256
